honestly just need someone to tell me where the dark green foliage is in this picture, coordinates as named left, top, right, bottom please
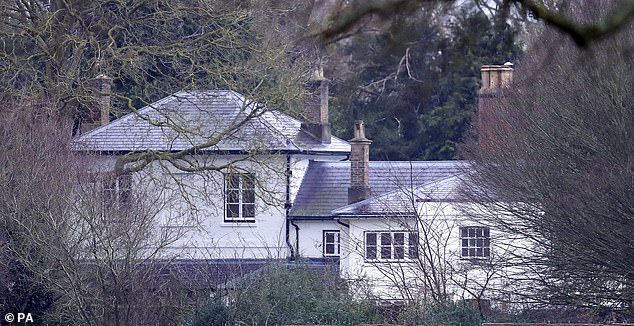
left=230, top=264, right=381, bottom=325
left=0, top=257, right=56, bottom=319
left=331, top=7, right=522, bottom=160
left=187, top=300, right=234, bottom=326
left=398, top=301, right=482, bottom=326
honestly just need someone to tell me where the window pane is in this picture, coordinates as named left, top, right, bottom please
left=462, top=248, right=469, bottom=257
left=227, top=175, right=239, bottom=188
left=243, top=189, right=255, bottom=203
left=484, top=228, right=490, bottom=237
left=380, top=233, right=391, bottom=245
left=104, top=189, right=116, bottom=205
left=394, top=233, right=405, bottom=245
left=243, top=175, right=255, bottom=189
left=242, top=204, right=255, bottom=217
left=461, top=228, right=467, bottom=237
left=381, top=244, right=392, bottom=260
left=325, top=233, right=334, bottom=243
left=118, top=174, right=132, bottom=203
left=227, top=204, right=239, bottom=218
left=484, top=248, right=490, bottom=257
left=227, top=190, right=240, bottom=203
left=409, top=233, right=419, bottom=259
left=394, top=245, right=405, bottom=259
left=366, top=233, right=377, bottom=246
left=366, top=246, right=376, bottom=260
left=325, top=244, right=334, bottom=255
left=119, top=173, right=132, bottom=187
left=119, top=188, right=131, bottom=203
left=365, top=232, right=377, bottom=258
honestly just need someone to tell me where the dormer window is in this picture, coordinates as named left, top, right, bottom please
left=224, top=173, right=255, bottom=223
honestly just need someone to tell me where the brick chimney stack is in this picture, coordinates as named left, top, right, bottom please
left=348, top=120, right=372, bottom=204
left=301, top=66, right=331, bottom=143
left=78, top=74, right=113, bottom=134
left=478, top=63, right=513, bottom=150
left=93, top=74, right=113, bottom=125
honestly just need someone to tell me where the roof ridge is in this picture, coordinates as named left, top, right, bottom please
left=73, top=94, right=178, bottom=141
left=72, top=89, right=352, bottom=153
left=74, top=90, right=248, bottom=142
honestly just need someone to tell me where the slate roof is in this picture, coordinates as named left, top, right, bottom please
left=72, top=90, right=350, bottom=153
left=331, top=174, right=465, bottom=216
left=290, top=161, right=467, bottom=218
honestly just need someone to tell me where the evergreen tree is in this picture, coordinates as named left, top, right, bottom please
left=331, top=7, right=522, bottom=160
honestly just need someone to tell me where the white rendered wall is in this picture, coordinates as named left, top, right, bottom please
left=79, top=152, right=346, bottom=260
left=340, top=202, right=528, bottom=302
left=292, top=220, right=342, bottom=258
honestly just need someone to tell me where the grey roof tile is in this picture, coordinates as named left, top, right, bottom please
left=290, top=161, right=467, bottom=217
left=72, top=90, right=350, bottom=153
left=331, top=174, right=465, bottom=216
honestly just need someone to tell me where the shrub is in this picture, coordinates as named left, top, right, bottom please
left=231, top=263, right=382, bottom=325
left=187, top=300, right=234, bottom=326
left=398, top=301, right=482, bottom=326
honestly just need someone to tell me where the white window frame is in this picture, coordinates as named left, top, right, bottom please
left=460, top=226, right=491, bottom=259
left=103, top=173, right=132, bottom=207
left=224, top=173, right=256, bottom=223
left=323, top=230, right=340, bottom=257
left=364, top=231, right=419, bottom=262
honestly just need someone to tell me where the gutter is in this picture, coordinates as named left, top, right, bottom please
left=336, top=220, right=350, bottom=229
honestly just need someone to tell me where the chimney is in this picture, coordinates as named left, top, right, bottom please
left=348, top=120, right=372, bottom=204
left=480, top=62, right=513, bottom=92
left=478, top=63, right=513, bottom=151
left=93, top=74, right=113, bottom=126
left=78, top=74, right=113, bottom=134
left=301, top=66, right=331, bottom=143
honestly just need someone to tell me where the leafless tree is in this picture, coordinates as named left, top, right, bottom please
left=313, top=0, right=634, bottom=47
left=341, top=169, right=514, bottom=318
left=0, top=0, right=318, bottom=176
left=0, top=102, right=225, bottom=324
left=461, top=2, right=634, bottom=316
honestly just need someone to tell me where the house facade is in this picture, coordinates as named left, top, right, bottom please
left=72, top=64, right=518, bottom=302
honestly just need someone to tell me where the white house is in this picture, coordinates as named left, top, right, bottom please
left=71, top=64, right=519, bottom=302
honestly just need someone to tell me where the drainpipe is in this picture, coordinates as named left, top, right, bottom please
left=284, top=154, right=297, bottom=259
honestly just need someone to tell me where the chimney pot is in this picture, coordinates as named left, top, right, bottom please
left=480, top=63, right=514, bottom=92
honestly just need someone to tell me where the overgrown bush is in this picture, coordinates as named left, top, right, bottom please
left=187, top=300, right=234, bottom=326
left=398, top=301, right=482, bottom=326
left=229, top=263, right=381, bottom=325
